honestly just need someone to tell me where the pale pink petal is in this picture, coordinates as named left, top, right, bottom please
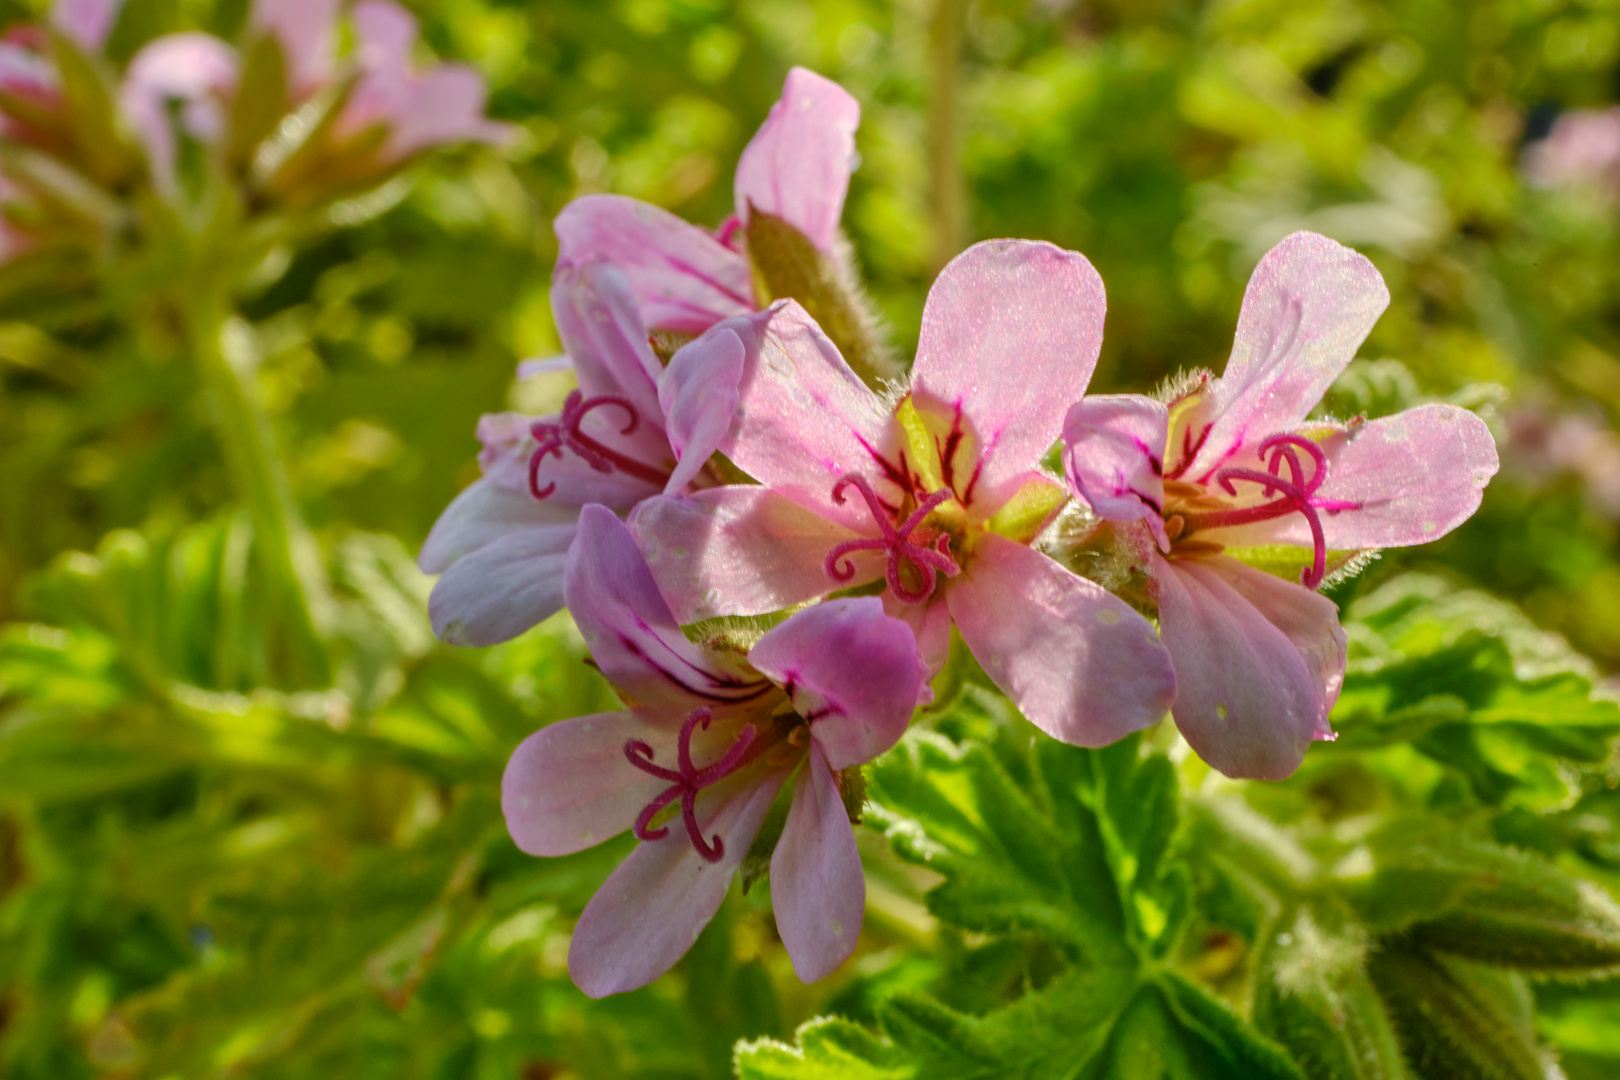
left=0, top=44, right=58, bottom=101
left=770, top=747, right=863, bottom=982
left=629, top=488, right=877, bottom=623
left=121, top=34, right=238, bottom=188
left=554, top=195, right=754, bottom=333
left=1245, top=405, right=1496, bottom=551
left=51, top=0, right=124, bottom=51
left=1152, top=554, right=1324, bottom=780
left=418, top=477, right=577, bottom=574
left=477, top=412, right=667, bottom=510
left=1206, top=556, right=1346, bottom=730
left=882, top=590, right=951, bottom=687
left=502, top=711, right=670, bottom=856
left=551, top=261, right=669, bottom=452
left=428, top=527, right=574, bottom=646
left=734, top=67, right=859, bottom=253
left=353, top=0, right=416, bottom=64
left=946, top=536, right=1175, bottom=747
left=567, top=505, right=772, bottom=717
left=715, top=301, right=904, bottom=529
left=910, top=240, right=1107, bottom=519
left=387, top=65, right=507, bottom=159
left=250, top=0, right=339, bottom=94
left=747, top=597, right=919, bottom=770
left=1063, top=394, right=1170, bottom=550
left=1177, top=232, right=1389, bottom=483
left=659, top=326, right=743, bottom=494
left=568, top=771, right=786, bottom=997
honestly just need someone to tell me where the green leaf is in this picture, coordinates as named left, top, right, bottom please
left=745, top=209, right=898, bottom=388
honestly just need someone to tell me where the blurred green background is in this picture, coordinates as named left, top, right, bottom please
left=6, top=0, right=1620, bottom=1076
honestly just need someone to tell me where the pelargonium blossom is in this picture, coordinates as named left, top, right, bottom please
left=632, top=239, right=1177, bottom=748
left=1062, top=231, right=1498, bottom=780
left=419, top=260, right=739, bottom=646
left=554, top=66, right=859, bottom=337
left=503, top=506, right=921, bottom=997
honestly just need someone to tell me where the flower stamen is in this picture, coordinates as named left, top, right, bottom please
left=624, top=708, right=756, bottom=863
left=528, top=390, right=673, bottom=499
left=822, top=473, right=961, bottom=603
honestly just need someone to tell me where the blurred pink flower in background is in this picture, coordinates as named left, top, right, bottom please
left=1526, top=107, right=1620, bottom=198
left=1503, top=399, right=1620, bottom=518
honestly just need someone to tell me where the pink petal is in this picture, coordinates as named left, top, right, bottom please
left=566, top=505, right=772, bottom=718
left=747, top=597, right=919, bottom=770
left=0, top=44, right=59, bottom=101
left=418, top=477, right=577, bottom=574
left=1206, top=557, right=1346, bottom=725
left=734, top=67, right=860, bottom=253
left=882, top=590, right=951, bottom=688
left=1063, top=394, right=1170, bottom=550
left=121, top=34, right=238, bottom=189
left=51, top=0, right=124, bottom=51
left=946, top=536, right=1175, bottom=747
left=551, top=261, right=671, bottom=451
left=713, top=301, right=904, bottom=530
left=629, top=488, right=877, bottom=623
left=477, top=412, right=668, bottom=510
left=1151, top=554, right=1329, bottom=779
left=1177, top=232, right=1389, bottom=483
left=659, top=326, right=744, bottom=494
left=353, top=0, right=416, bottom=65
left=386, top=65, right=505, bottom=159
left=250, top=0, right=338, bottom=94
left=770, top=747, right=864, bottom=982
left=428, top=526, right=574, bottom=646
left=1308, top=405, right=1497, bottom=550
left=568, top=771, right=786, bottom=997
left=910, top=240, right=1107, bottom=519
left=554, top=195, right=754, bottom=333
left=502, top=711, right=670, bottom=856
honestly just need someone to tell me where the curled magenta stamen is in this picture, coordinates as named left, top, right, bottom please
left=623, top=708, right=757, bottom=863
left=527, top=390, right=671, bottom=499
left=1174, top=434, right=1361, bottom=590
left=822, top=473, right=961, bottom=604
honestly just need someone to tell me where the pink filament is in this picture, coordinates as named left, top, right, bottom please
left=1177, top=434, right=1360, bottom=590
left=623, top=708, right=757, bottom=864
left=528, top=391, right=673, bottom=499
left=823, top=474, right=961, bottom=604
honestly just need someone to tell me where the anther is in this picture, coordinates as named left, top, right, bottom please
left=624, top=708, right=756, bottom=863
left=822, top=473, right=962, bottom=604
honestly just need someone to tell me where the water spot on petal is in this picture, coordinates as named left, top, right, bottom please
left=830, top=918, right=843, bottom=938
left=1421, top=520, right=1437, bottom=534
left=1097, top=607, right=1121, bottom=626
left=1216, top=703, right=1229, bottom=720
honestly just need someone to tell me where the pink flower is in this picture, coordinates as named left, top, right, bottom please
left=121, top=33, right=239, bottom=191
left=0, top=0, right=125, bottom=125
left=503, top=506, right=921, bottom=997
left=553, top=66, right=859, bottom=334
left=250, top=0, right=341, bottom=98
left=632, top=240, right=1177, bottom=747
left=51, top=0, right=123, bottom=51
left=1063, top=232, right=1499, bottom=779
left=419, top=261, right=738, bottom=646
left=1526, top=107, right=1620, bottom=199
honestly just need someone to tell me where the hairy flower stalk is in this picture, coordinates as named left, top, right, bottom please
left=1063, top=231, right=1499, bottom=779
left=632, top=240, right=1177, bottom=747
left=502, top=507, right=922, bottom=996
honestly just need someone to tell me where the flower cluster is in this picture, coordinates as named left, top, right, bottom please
left=0, top=0, right=504, bottom=272
left=423, top=70, right=1500, bottom=995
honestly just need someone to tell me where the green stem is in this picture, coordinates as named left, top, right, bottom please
left=929, top=0, right=965, bottom=274
left=184, top=287, right=332, bottom=687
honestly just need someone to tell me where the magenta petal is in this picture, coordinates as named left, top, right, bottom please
left=947, top=536, right=1175, bottom=746
left=1312, top=404, right=1498, bottom=549
left=734, top=67, right=860, bottom=253
left=502, top=711, right=670, bottom=856
left=52, top=0, right=124, bottom=50
left=718, top=301, right=904, bottom=528
left=771, top=748, right=864, bottom=982
left=428, top=526, right=574, bottom=646
left=554, top=195, right=754, bottom=333
left=552, top=261, right=667, bottom=440
left=910, top=240, right=1108, bottom=518
left=1181, top=232, right=1389, bottom=482
left=1063, top=394, right=1171, bottom=549
left=1152, top=554, right=1329, bottom=779
left=748, top=597, right=920, bottom=770
left=568, top=771, right=786, bottom=998
left=630, top=488, right=877, bottom=622
left=419, top=478, right=577, bottom=574
left=567, top=505, right=770, bottom=716
left=660, top=327, right=744, bottom=493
